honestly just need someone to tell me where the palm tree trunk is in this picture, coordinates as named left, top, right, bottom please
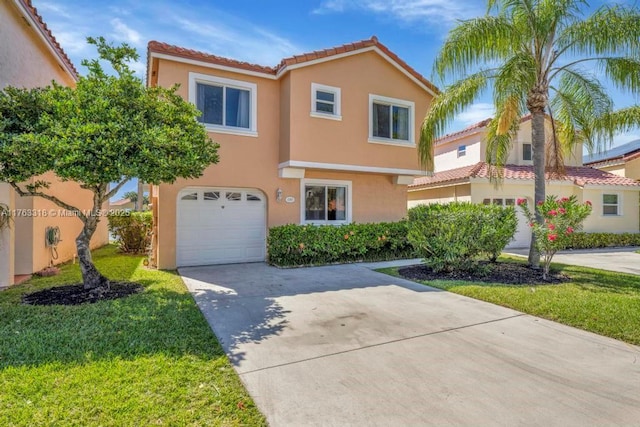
left=528, top=111, right=546, bottom=267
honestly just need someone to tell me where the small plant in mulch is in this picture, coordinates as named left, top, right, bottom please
left=399, top=261, right=569, bottom=285
left=22, top=282, right=143, bottom=306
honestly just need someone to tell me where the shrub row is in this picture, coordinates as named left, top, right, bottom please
left=407, top=202, right=517, bottom=272
left=107, top=211, right=153, bottom=254
left=267, top=222, right=415, bottom=266
left=567, top=232, right=640, bottom=249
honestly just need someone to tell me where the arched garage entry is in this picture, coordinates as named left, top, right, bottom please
left=176, top=187, right=267, bottom=267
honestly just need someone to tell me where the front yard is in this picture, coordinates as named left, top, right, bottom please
left=0, top=246, right=266, bottom=426
left=379, top=257, right=640, bottom=346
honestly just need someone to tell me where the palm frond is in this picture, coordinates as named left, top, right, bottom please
left=485, top=94, right=525, bottom=183
left=434, top=16, right=516, bottom=82
left=419, top=72, right=489, bottom=170
left=587, top=106, right=640, bottom=155
left=599, top=57, right=640, bottom=96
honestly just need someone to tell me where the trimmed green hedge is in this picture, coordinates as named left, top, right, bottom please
left=407, top=202, right=517, bottom=272
left=107, top=211, right=152, bottom=254
left=267, top=222, right=414, bottom=266
left=567, top=232, right=640, bottom=249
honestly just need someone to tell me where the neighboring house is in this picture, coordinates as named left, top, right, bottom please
left=0, top=0, right=108, bottom=287
left=408, top=117, right=640, bottom=248
left=146, top=36, right=436, bottom=268
left=583, top=139, right=640, bottom=182
left=110, top=198, right=135, bottom=211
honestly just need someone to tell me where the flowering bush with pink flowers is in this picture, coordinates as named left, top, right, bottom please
left=518, top=195, right=592, bottom=279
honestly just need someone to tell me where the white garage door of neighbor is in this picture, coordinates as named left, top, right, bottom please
left=177, top=188, right=267, bottom=267
left=482, top=197, right=531, bottom=249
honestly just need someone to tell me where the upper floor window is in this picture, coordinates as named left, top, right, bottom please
left=523, top=143, right=532, bottom=161
left=602, top=194, right=619, bottom=216
left=369, top=94, right=415, bottom=145
left=311, top=83, right=341, bottom=120
left=458, top=145, right=466, bottom=157
left=189, top=72, right=257, bottom=136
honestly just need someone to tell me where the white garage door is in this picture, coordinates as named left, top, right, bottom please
left=177, top=187, right=266, bottom=267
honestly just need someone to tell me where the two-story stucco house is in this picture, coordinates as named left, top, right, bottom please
left=146, top=37, right=436, bottom=268
left=408, top=117, right=640, bottom=248
left=0, top=0, right=108, bottom=287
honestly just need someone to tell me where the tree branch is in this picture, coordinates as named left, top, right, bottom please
left=9, top=182, right=88, bottom=222
left=105, top=178, right=131, bottom=200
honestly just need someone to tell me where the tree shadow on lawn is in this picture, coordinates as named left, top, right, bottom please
left=554, top=262, right=640, bottom=295
left=0, top=276, right=225, bottom=370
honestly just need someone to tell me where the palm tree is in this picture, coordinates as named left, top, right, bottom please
left=420, top=0, right=640, bottom=266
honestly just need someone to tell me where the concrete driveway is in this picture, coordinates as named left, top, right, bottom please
left=180, top=262, right=640, bottom=426
left=506, top=246, right=640, bottom=275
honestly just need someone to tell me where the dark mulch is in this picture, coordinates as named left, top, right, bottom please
left=399, top=261, right=569, bottom=285
left=22, top=282, right=144, bottom=306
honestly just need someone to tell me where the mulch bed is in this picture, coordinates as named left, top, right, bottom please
left=399, top=261, right=569, bottom=285
left=22, top=282, right=143, bottom=306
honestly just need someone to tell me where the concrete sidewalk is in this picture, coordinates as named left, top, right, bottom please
left=506, top=246, right=640, bottom=275
left=181, top=262, right=640, bottom=426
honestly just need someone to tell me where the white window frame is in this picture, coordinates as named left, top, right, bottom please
left=188, top=72, right=258, bottom=137
left=310, top=83, right=342, bottom=121
left=458, top=145, right=466, bottom=157
left=522, top=143, right=532, bottom=161
left=368, top=94, right=415, bottom=146
left=602, top=193, right=621, bottom=216
left=300, top=178, right=352, bottom=225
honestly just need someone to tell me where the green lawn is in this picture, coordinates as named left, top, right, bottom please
left=378, top=257, right=640, bottom=345
left=0, top=246, right=266, bottom=426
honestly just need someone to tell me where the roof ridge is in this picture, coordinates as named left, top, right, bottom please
left=148, top=36, right=439, bottom=94
left=17, top=0, right=78, bottom=79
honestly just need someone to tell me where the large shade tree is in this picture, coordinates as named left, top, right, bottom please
left=0, top=38, right=219, bottom=293
left=420, top=0, right=640, bottom=266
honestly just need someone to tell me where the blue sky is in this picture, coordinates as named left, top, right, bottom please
left=32, top=0, right=639, bottom=199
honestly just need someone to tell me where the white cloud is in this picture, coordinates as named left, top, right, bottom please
left=457, top=103, right=494, bottom=126
left=612, top=132, right=640, bottom=147
left=35, top=1, right=71, bottom=18
left=313, top=0, right=480, bottom=24
left=172, top=16, right=301, bottom=66
left=110, top=18, right=143, bottom=46
left=53, top=30, right=89, bottom=54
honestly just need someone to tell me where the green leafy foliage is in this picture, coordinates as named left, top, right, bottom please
left=123, top=190, right=149, bottom=206
left=407, top=202, right=517, bottom=272
left=519, top=195, right=592, bottom=279
left=107, top=211, right=152, bottom=254
left=267, top=222, right=414, bottom=266
left=0, top=37, right=219, bottom=287
left=566, top=232, right=640, bottom=249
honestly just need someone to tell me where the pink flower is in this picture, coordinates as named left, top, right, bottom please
left=516, top=198, right=527, bottom=206
left=548, top=210, right=558, bottom=216
left=585, top=200, right=592, bottom=206
left=529, top=222, right=535, bottom=227
left=566, top=227, right=574, bottom=234
left=537, top=201, right=544, bottom=206
left=548, top=234, right=557, bottom=242
left=558, top=208, right=566, bottom=215
left=548, top=224, right=556, bottom=230
left=560, top=197, right=569, bottom=203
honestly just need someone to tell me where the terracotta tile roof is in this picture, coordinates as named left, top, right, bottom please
left=148, top=36, right=439, bottom=94
left=16, top=0, right=78, bottom=79
left=435, top=114, right=535, bottom=145
left=110, top=198, right=132, bottom=206
left=147, top=41, right=278, bottom=75
left=409, top=162, right=640, bottom=189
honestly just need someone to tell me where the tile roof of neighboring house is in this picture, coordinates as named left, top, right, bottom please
left=409, top=162, right=640, bottom=189
left=15, top=0, right=78, bottom=79
left=583, top=139, right=640, bottom=165
left=110, top=198, right=132, bottom=207
left=147, top=36, right=439, bottom=94
left=435, top=114, right=535, bottom=145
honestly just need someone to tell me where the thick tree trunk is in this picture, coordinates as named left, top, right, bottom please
left=528, top=111, right=546, bottom=268
left=77, top=216, right=109, bottom=293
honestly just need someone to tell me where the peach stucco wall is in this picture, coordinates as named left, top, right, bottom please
left=1, top=1, right=108, bottom=277
left=286, top=51, right=430, bottom=171
left=151, top=49, right=432, bottom=269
